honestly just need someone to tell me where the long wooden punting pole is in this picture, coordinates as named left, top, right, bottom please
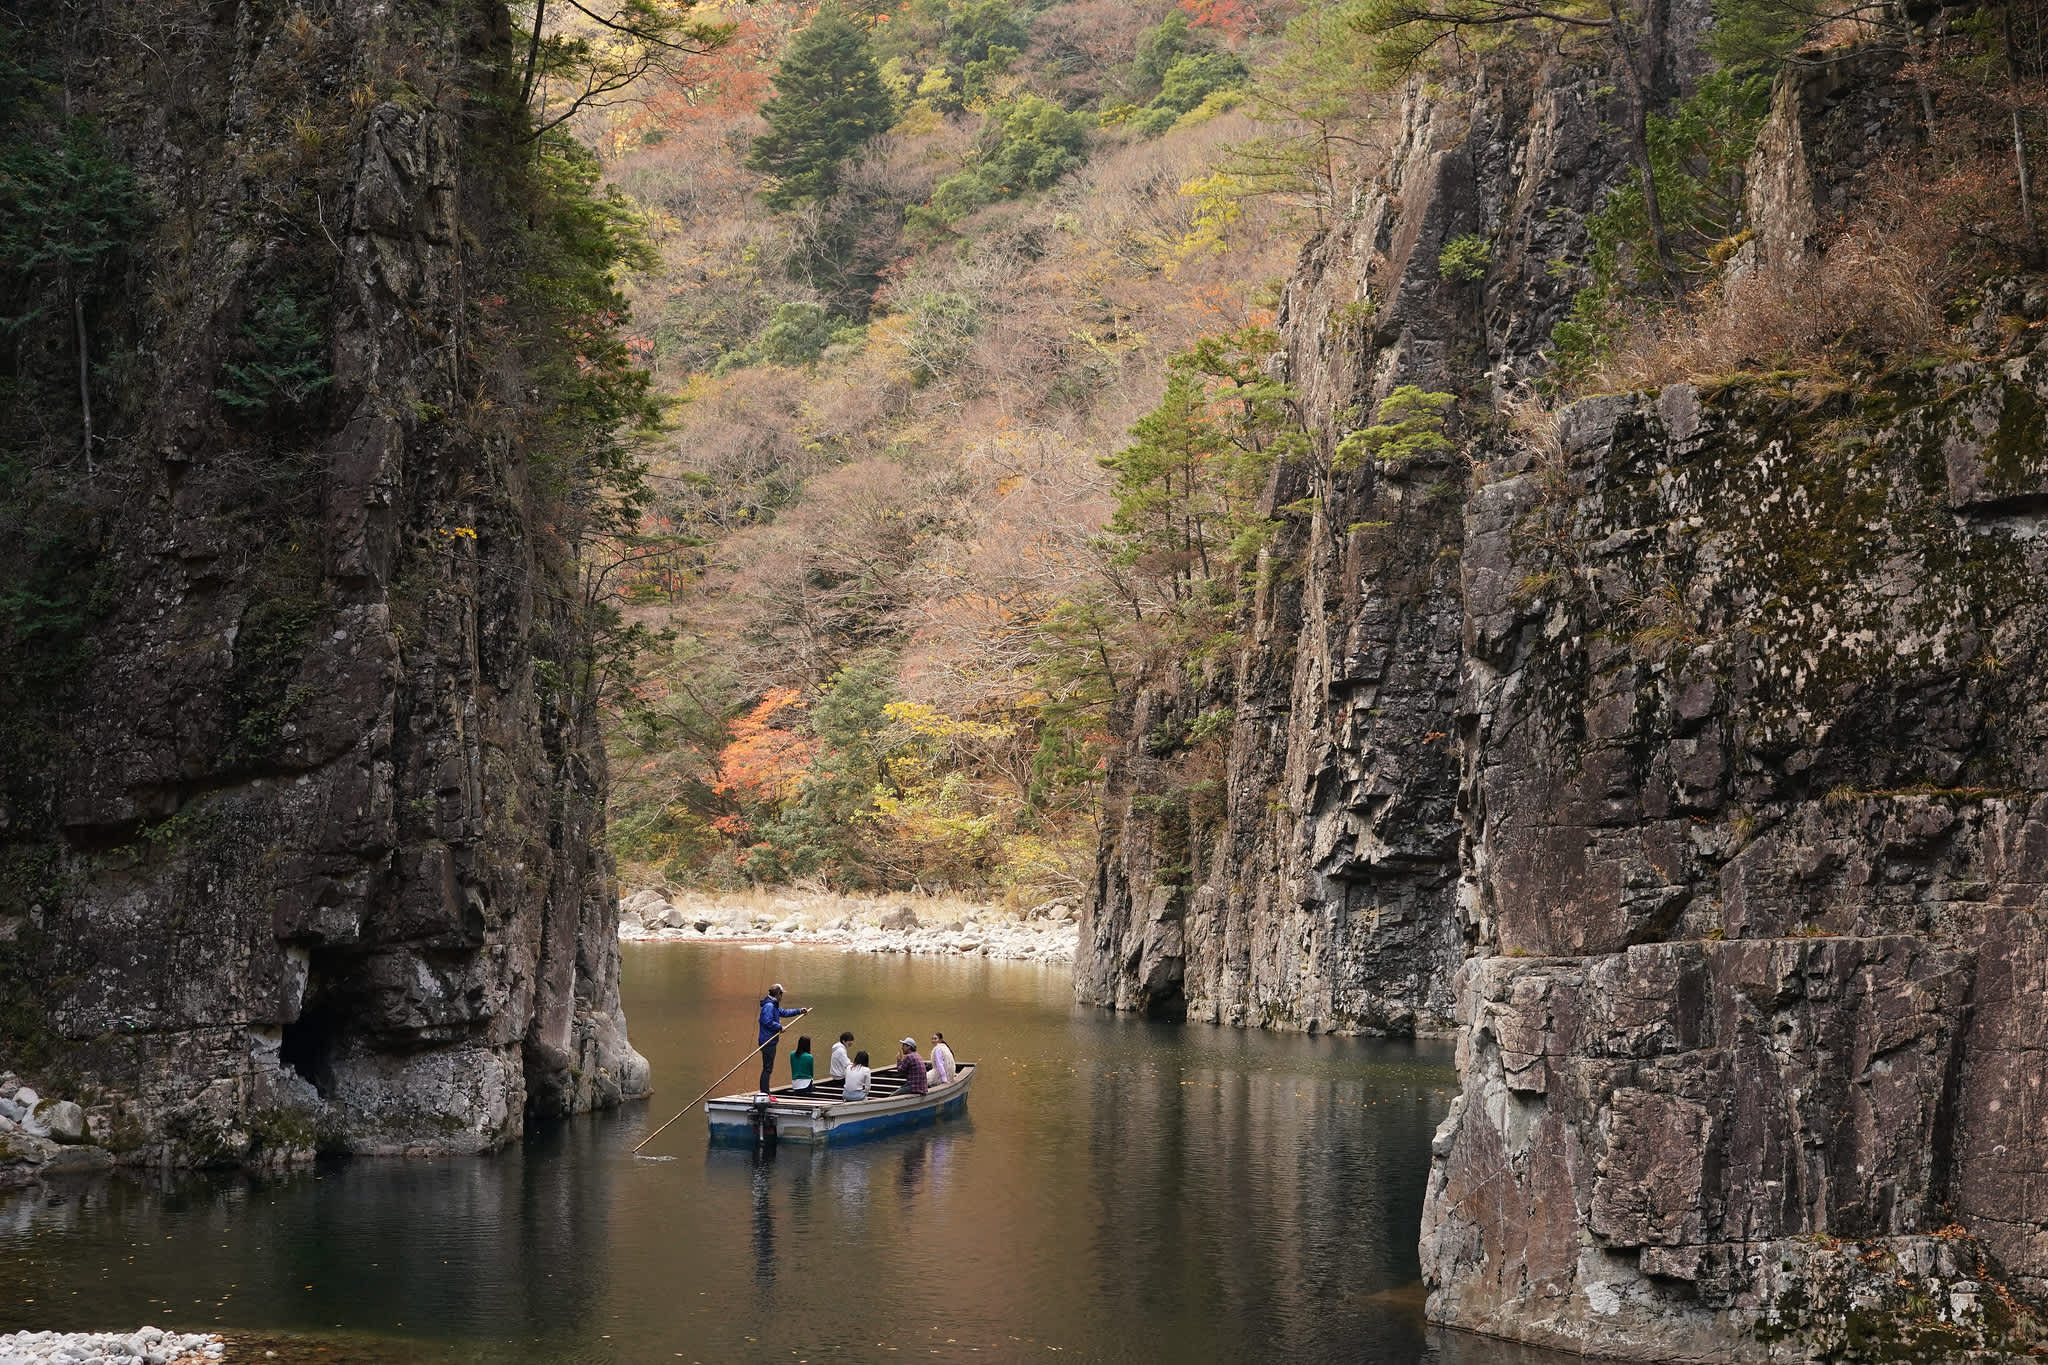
left=631, top=1014, right=810, bottom=1155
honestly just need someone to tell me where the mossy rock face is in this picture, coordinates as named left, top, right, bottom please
left=1463, top=355, right=2048, bottom=956
left=1429, top=340, right=2048, bottom=1360
left=1751, top=1234, right=2048, bottom=1363
left=221, top=589, right=326, bottom=768
left=0, top=0, right=649, bottom=1170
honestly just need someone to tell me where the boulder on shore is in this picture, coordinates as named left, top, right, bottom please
left=34, top=1100, right=86, bottom=1145
left=879, top=905, right=920, bottom=930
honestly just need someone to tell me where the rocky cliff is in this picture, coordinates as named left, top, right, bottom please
left=1425, top=349, right=2048, bottom=1359
left=0, top=0, right=647, bottom=1170
left=1078, top=38, right=1678, bottom=1035
left=1079, top=24, right=2048, bottom=1362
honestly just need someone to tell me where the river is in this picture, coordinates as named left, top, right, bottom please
left=0, top=944, right=1565, bottom=1363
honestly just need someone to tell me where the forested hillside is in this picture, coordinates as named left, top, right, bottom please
left=585, top=0, right=2046, bottom=922
left=591, top=0, right=1375, bottom=899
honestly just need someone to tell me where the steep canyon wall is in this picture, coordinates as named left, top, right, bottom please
left=1078, top=36, right=1681, bottom=1035
left=0, top=0, right=647, bottom=1167
left=1078, top=32, right=2048, bottom=1360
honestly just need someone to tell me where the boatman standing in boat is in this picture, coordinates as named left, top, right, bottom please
left=758, top=984, right=809, bottom=1095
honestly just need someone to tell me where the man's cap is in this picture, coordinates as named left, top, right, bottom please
left=901, top=1037, right=916, bottom=1047
left=770, top=983, right=784, bottom=994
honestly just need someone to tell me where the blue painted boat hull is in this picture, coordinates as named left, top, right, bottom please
left=705, top=1064, right=975, bottom=1146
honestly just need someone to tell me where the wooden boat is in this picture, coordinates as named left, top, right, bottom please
left=706, top=1062, right=975, bottom=1145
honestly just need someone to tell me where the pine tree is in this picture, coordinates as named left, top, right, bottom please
left=745, top=6, right=893, bottom=211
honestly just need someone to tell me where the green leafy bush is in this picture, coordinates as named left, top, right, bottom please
left=1438, top=233, right=1492, bottom=283
left=714, top=301, right=864, bottom=373
left=918, top=94, right=1092, bottom=227
left=1124, top=50, right=1248, bottom=139
left=1156, top=51, right=1249, bottom=116
left=1133, top=10, right=1200, bottom=92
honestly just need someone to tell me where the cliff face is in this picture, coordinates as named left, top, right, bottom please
left=1079, top=27, right=2048, bottom=1361
left=1426, top=358, right=2048, bottom=1358
left=0, top=0, right=647, bottom=1165
left=1078, top=47, right=1658, bottom=1034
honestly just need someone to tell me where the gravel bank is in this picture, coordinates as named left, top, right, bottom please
left=620, top=890, right=1080, bottom=963
left=0, top=1329, right=222, bottom=1365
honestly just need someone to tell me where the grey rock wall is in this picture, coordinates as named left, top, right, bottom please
left=0, top=0, right=646, bottom=1164
left=1424, top=361, right=2048, bottom=1358
left=1080, top=24, right=2048, bottom=1360
left=1078, top=53, right=1649, bottom=1035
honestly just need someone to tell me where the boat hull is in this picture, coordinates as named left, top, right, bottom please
left=706, top=1064, right=974, bottom=1145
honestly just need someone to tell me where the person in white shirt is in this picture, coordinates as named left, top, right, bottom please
left=929, top=1032, right=956, bottom=1086
left=842, top=1050, right=873, bottom=1101
left=830, top=1031, right=855, bottom=1081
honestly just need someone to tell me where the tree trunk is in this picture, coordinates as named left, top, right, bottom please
left=73, top=283, right=94, bottom=475
left=1608, top=0, right=1682, bottom=289
left=2017, top=107, right=2041, bottom=266
left=520, top=0, right=548, bottom=110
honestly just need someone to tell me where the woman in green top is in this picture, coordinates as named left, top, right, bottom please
left=789, top=1035, right=815, bottom=1092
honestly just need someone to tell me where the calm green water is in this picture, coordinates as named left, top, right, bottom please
left=0, top=944, right=1563, bottom=1363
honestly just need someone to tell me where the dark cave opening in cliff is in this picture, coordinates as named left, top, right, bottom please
left=280, top=990, right=342, bottom=1098
left=1144, top=981, right=1187, bottom=1023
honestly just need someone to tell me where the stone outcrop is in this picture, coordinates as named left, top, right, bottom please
left=1078, top=44, right=1670, bottom=1033
left=1080, top=20, right=2048, bottom=1361
left=0, top=1, right=646, bottom=1164
left=1425, top=358, right=2048, bottom=1358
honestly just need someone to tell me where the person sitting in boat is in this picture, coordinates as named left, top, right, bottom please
left=789, top=1035, right=815, bottom=1092
left=830, top=1031, right=855, bottom=1081
left=891, top=1038, right=930, bottom=1095
left=757, top=984, right=808, bottom=1094
left=929, top=1032, right=955, bottom=1086
left=842, top=1050, right=873, bottom=1101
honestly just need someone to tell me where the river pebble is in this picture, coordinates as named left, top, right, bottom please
left=0, top=1329, right=223, bottom=1365
left=620, top=889, right=1080, bottom=962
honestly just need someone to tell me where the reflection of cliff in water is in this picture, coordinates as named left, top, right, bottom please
left=0, top=1114, right=618, bottom=1342
left=1082, top=1020, right=1451, bottom=1360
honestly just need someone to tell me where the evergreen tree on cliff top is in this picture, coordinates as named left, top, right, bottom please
left=746, top=6, right=893, bottom=211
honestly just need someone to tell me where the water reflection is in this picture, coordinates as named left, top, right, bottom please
left=0, top=1117, right=617, bottom=1349
left=0, top=945, right=1576, bottom=1363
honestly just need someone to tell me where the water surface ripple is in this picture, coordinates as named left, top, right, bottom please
left=0, top=944, right=1571, bottom=1364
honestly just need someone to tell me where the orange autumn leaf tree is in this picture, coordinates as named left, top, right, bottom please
left=711, top=687, right=816, bottom=804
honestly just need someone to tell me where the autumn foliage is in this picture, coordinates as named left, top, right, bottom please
left=710, top=688, right=815, bottom=805
left=595, top=0, right=1341, bottom=894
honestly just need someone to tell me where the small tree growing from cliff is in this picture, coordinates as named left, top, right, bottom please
left=1228, top=0, right=1399, bottom=226
left=0, top=72, right=143, bottom=473
left=1099, top=324, right=1300, bottom=611
left=1333, top=385, right=1455, bottom=470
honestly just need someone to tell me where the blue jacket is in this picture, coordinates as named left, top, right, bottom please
left=758, top=995, right=803, bottom=1044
